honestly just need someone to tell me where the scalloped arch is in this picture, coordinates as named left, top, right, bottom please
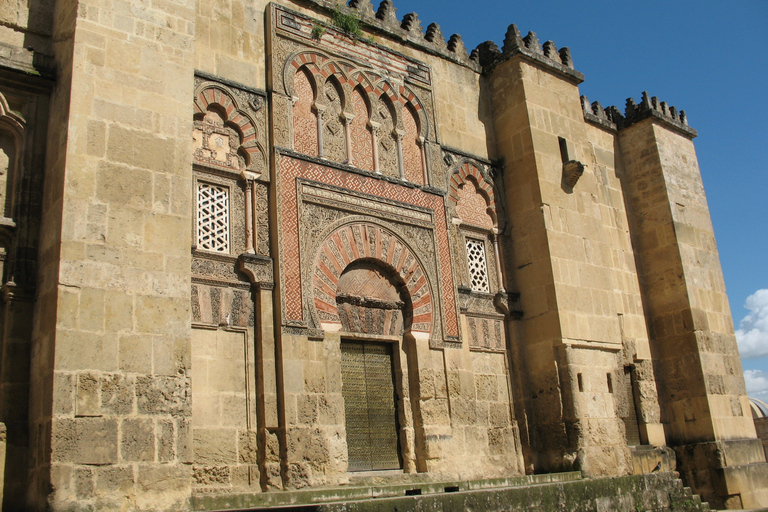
left=448, top=162, right=497, bottom=228
left=194, top=83, right=265, bottom=172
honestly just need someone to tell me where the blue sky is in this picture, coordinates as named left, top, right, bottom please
left=375, top=0, right=768, bottom=393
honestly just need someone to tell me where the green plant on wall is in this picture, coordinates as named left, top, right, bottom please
left=331, top=8, right=363, bottom=37
left=311, top=24, right=326, bottom=40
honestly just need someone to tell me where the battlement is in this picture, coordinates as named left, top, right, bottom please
left=301, top=1, right=583, bottom=82
left=581, top=92, right=697, bottom=138
left=470, top=24, right=583, bottom=83
left=317, top=0, right=479, bottom=67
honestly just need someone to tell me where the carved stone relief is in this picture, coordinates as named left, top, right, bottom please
left=191, top=283, right=254, bottom=327
left=293, top=68, right=318, bottom=156
left=349, top=88, right=374, bottom=172
left=377, top=97, right=399, bottom=179
left=401, top=105, right=423, bottom=184
left=255, top=182, right=270, bottom=255
left=322, top=79, right=346, bottom=162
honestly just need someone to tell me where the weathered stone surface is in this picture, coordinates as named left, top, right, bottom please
left=52, top=418, right=118, bottom=465
left=1, top=0, right=763, bottom=509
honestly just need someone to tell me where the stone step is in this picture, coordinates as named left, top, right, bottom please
left=192, top=471, right=712, bottom=511
left=192, top=471, right=582, bottom=510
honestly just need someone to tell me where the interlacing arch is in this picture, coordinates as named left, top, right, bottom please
left=286, top=51, right=429, bottom=184
left=448, top=162, right=498, bottom=229
left=311, top=222, right=433, bottom=336
left=193, top=83, right=265, bottom=172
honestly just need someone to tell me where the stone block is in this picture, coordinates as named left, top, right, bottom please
left=136, top=375, right=190, bottom=416
left=118, top=334, right=153, bottom=374
left=121, top=418, right=154, bottom=462
left=238, top=430, right=258, bottom=464
left=94, top=465, right=134, bottom=493
left=193, top=428, right=237, bottom=464
left=74, top=466, right=94, bottom=500
left=100, top=373, right=134, bottom=416
left=193, top=465, right=230, bottom=486
left=54, top=372, right=75, bottom=416
left=178, top=417, right=193, bottom=464
left=76, top=372, right=100, bottom=417
left=104, top=290, right=134, bottom=333
left=53, top=418, right=118, bottom=465
left=135, top=296, right=188, bottom=336
left=78, top=287, right=105, bottom=332
left=55, top=330, right=118, bottom=372
left=136, top=464, right=190, bottom=493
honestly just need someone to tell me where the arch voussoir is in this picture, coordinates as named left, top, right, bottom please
left=311, top=222, right=433, bottom=336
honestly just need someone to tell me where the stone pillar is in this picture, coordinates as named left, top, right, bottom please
left=619, top=115, right=768, bottom=508
left=487, top=51, right=655, bottom=477
left=30, top=0, right=197, bottom=509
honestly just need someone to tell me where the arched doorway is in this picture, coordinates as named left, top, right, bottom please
left=337, top=261, right=408, bottom=471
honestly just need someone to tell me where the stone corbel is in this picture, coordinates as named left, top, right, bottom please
left=237, top=253, right=274, bottom=288
left=562, top=160, right=585, bottom=189
left=240, top=170, right=261, bottom=254
left=494, top=290, right=522, bottom=319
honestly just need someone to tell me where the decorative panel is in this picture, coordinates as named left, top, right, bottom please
left=349, top=88, right=373, bottom=172
left=322, top=78, right=346, bottom=162
left=401, top=104, right=422, bottom=184
left=376, top=97, right=398, bottom=179
left=293, top=68, right=318, bottom=156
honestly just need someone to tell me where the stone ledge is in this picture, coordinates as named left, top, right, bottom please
left=191, top=472, right=582, bottom=510
left=190, top=471, right=713, bottom=511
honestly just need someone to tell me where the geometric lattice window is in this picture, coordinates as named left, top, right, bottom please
left=197, top=182, right=230, bottom=252
left=466, top=238, right=489, bottom=293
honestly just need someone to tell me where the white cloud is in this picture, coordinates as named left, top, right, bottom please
left=744, top=369, right=768, bottom=400
left=735, top=289, right=768, bottom=360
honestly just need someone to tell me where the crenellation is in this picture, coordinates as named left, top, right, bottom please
left=425, top=23, right=446, bottom=49
left=375, top=0, right=398, bottom=26
left=616, top=91, right=695, bottom=137
left=347, top=0, right=375, bottom=18
left=502, top=23, right=523, bottom=55
left=400, top=12, right=423, bottom=35
left=543, top=40, right=557, bottom=60
left=446, top=34, right=468, bottom=59
left=474, top=40, right=501, bottom=67
left=523, top=31, right=542, bottom=54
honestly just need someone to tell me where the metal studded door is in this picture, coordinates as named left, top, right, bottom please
left=341, top=341, right=402, bottom=471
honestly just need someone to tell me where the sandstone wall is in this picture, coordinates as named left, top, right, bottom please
left=31, top=0, right=197, bottom=509
left=1, top=0, right=763, bottom=509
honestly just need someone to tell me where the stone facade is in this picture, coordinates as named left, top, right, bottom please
left=0, top=0, right=766, bottom=510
